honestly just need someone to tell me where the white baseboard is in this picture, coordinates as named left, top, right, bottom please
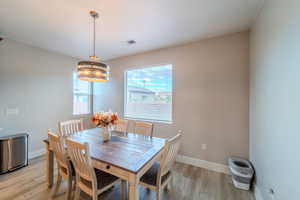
left=28, top=149, right=46, bottom=160
left=254, top=185, right=264, bottom=200
left=176, top=155, right=229, bottom=174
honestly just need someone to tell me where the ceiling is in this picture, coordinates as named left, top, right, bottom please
left=0, top=0, right=264, bottom=60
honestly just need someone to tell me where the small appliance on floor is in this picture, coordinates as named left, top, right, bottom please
left=0, top=133, right=29, bottom=174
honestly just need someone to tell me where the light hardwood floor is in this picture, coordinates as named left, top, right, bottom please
left=0, top=156, right=255, bottom=200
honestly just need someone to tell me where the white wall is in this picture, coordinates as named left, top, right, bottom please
left=0, top=31, right=250, bottom=168
left=0, top=39, right=85, bottom=156
left=250, top=0, right=300, bottom=199
left=94, top=31, right=250, bottom=165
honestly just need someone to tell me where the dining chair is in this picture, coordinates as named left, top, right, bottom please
left=65, top=138, right=125, bottom=200
left=134, top=121, right=153, bottom=137
left=58, top=119, right=84, bottom=137
left=139, top=133, right=182, bottom=200
left=48, top=130, right=75, bottom=200
left=115, top=119, right=129, bottom=132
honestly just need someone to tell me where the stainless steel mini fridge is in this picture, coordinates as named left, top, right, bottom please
left=0, top=133, right=28, bottom=174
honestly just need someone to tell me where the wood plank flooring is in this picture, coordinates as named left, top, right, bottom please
left=0, top=156, right=255, bottom=200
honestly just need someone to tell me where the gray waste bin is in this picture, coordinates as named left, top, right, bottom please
left=228, top=157, right=254, bottom=190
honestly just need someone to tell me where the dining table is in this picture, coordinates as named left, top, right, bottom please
left=43, top=128, right=166, bottom=200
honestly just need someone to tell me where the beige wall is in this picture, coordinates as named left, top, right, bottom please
left=250, top=0, right=300, bottom=199
left=0, top=39, right=88, bottom=155
left=94, top=31, right=250, bottom=165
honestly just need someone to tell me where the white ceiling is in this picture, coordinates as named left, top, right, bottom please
left=0, top=0, right=263, bottom=60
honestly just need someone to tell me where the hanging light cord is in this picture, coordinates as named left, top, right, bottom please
left=90, top=11, right=98, bottom=60
left=93, top=14, right=96, bottom=58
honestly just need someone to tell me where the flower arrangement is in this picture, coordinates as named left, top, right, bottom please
left=91, top=111, right=119, bottom=128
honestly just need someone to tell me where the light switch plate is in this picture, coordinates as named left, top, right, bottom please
left=6, top=108, right=19, bottom=115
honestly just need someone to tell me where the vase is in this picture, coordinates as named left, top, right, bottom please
left=101, top=127, right=111, bottom=142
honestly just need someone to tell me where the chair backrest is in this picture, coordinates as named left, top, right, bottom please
left=160, top=133, right=182, bottom=177
left=115, top=119, right=129, bottom=132
left=58, top=119, right=84, bottom=137
left=65, top=138, right=97, bottom=183
left=48, top=130, right=68, bottom=170
left=134, top=121, right=153, bottom=137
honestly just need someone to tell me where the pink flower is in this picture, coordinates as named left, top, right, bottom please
left=91, top=111, right=119, bottom=128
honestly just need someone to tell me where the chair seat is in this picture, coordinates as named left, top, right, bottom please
left=140, top=162, right=171, bottom=186
left=80, top=169, right=119, bottom=190
left=95, top=169, right=119, bottom=189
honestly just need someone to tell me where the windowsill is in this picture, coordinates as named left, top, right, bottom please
left=124, top=116, right=173, bottom=124
left=72, top=113, right=92, bottom=117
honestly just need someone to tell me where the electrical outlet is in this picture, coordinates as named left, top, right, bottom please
left=201, top=144, right=207, bottom=150
left=269, top=188, right=275, bottom=199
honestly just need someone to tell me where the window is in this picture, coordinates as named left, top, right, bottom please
left=125, top=64, right=173, bottom=122
left=73, top=72, right=92, bottom=115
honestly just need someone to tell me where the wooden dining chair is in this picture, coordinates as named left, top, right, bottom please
left=115, top=119, right=129, bottom=132
left=134, top=121, right=153, bottom=137
left=58, top=119, right=84, bottom=137
left=65, top=138, right=124, bottom=200
left=48, top=130, right=75, bottom=200
left=139, top=133, right=182, bottom=200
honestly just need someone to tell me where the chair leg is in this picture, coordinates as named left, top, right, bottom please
left=166, top=176, right=172, bottom=191
left=156, top=189, right=161, bottom=200
left=166, top=182, right=171, bottom=190
left=74, top=186, right=80, bottom=200
left=164, top=174, right=173, bottom=191
left=51, top=172, right=62, bottom=198
left=92, top=191, right=98, bottom=200
left=66, top=174, right=73, bottom=200
left=91, top=179, right=98, bottom=200
left=72, top=178, right=77, bottom=196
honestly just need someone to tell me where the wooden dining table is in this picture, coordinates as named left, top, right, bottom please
left=43, top=128, right=166, bottom=200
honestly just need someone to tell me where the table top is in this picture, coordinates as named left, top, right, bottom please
left=45, top=128, right=166, bottom=174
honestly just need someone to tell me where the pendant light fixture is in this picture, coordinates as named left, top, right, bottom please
left=77, top=11, right=109, bottom=82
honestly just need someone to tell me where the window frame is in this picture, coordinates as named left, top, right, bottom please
left=124, top=64, right=173, bottom=124
left=73, top=72, right=93, bottom=116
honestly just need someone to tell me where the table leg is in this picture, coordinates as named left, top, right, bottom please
left=45, top=142, right=54, bottom=188
left=128, top=181, right=139, bottom=200
left=121, top=180, right=127, bottom=200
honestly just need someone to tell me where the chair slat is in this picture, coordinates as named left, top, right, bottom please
left=59, top=119, right=84, bottom=137
left=115, top=119, right=129, bottom=132
left=134, top=121, right=153, bottom=137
